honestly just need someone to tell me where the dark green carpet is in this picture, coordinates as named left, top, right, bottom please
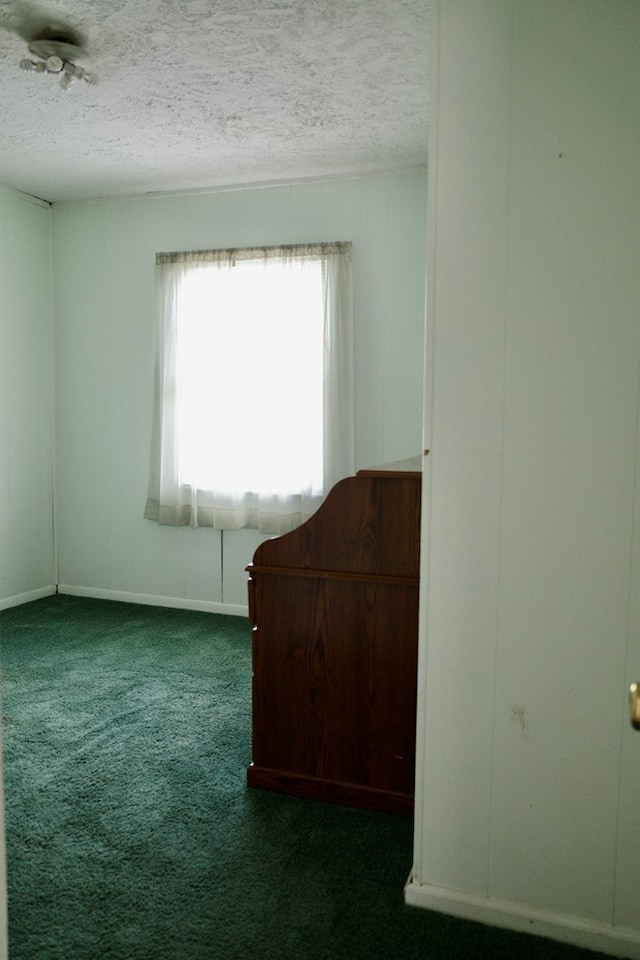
left=0, top=595, right=617, bottom=960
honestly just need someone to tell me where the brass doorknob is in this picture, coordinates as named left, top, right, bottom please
left=630, top=683, right=640, bottom=730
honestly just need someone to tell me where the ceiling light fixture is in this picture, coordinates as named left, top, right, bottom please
left=20, top=36, right=97, bottom=90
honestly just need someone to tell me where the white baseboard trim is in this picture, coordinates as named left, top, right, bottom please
left=404, top=876, right=640, bottom=959
left=0, top=586, right=56, bottom=612
left=56, top=585, right=248, bottom=618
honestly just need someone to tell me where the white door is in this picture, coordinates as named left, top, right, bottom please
left=407, top=2, right=640, bottom=956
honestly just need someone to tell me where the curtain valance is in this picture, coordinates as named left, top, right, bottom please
left=155, top=242, right=351, bottom=267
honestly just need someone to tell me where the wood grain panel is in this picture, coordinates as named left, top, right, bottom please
left=252, top=473, right=420, bottom=579
left=247, top=465, right=420, bottom=815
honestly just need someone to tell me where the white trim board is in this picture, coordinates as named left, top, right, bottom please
left=56, top=585, right=248, bottom=618
left=0, top=587, right=56, bottom=612
left=404, top=877, right=640, bottom=959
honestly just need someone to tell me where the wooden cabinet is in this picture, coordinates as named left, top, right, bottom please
left=246, top=457, right=421, bottom=815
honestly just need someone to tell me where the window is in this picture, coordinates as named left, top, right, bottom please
left=145, top=242, right=354, bottom=533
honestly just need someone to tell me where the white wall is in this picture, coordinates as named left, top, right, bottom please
left=51, top=173, right=427, bottom=611
left=0, top=186, right=55, bottom=610
left=0, top=183, right=54, bottom=960
left=407, top=2, right=640, bottom=957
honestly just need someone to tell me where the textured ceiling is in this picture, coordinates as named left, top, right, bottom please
left=0, top=0, right=429, bottom=203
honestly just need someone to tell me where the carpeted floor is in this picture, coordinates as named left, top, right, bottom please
left=0, top=595, right=618, bottom=960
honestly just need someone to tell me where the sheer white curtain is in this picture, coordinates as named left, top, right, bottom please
left=144, top=242, right=354, bottom=533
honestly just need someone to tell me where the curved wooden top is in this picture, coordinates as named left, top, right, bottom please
left=249, top=460, right=421, bottom=580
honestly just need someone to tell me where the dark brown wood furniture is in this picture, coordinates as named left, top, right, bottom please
left=246, top=456, right=421, bottom=816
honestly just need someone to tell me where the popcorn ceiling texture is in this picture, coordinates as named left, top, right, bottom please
left=0, top=0, right=429, bottom=202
